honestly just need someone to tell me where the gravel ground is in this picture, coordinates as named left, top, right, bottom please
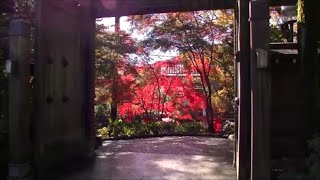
left=62, top=136, right=236, bottom=180
left=99, top=136, right=234, bottom=160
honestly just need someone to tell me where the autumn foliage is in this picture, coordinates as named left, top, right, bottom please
left=118, top=58, right=206, bottom=122
left=95, top=10, right=235, bottom=133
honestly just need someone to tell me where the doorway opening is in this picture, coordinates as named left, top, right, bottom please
left=94, top=10, right=235, bottom=139
left=92, top=9, right=236, bottom=180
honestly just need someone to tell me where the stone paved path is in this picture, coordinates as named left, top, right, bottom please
left=63, top=136, right=236, bottom=180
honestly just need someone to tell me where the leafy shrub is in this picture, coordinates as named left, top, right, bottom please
left=174, top=124, right=185, bottom=133
left=145, top=121, right=161, bottom=135
left=97, top=119, right=209, bottom=138
left=94, top=104, right=109, bottom=129
left=175, top=121, right=207, bottom=134
left=123, top=125, right=135, bottom=137
left=97, top=127, right=109, bottom=138
left=186, top=121, right=207, bottom=133
left=159, top=122, right=176, bottom=134
left=108, top=118, right=126, bottom=137
left=119, top=120, right=143, bottom=137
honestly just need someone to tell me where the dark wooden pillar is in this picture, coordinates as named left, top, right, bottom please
left=233, top=4, right=238, bottom=168
left=298, top=0, right=320, bottom=135
left=80, top=0, right=96, bottom=155
left=236, top=0, right=251, bottom=179
left=249, top=0, right=271, bottom=179
left=35, top=0, right=95, bottom=175
left=8, top=20, right=32, bottom=180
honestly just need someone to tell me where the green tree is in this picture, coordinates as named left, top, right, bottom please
left=95, top=23, right=138, bottom=121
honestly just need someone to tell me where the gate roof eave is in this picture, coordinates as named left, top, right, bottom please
left=94, top=0, right=297, bottom=18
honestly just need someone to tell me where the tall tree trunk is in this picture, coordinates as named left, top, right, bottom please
left=205, top=75, right=214, bottom=133
left=110, top=100, right=117, bottom=121
left=206, top=99, right=214, bottom=132
left=110, top=77, right=118, bottom=121
left=110, top=16, right=121, bottom=121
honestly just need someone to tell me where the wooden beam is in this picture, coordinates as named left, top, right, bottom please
left=94, top=0, right=297, bottom=18
left=233, top=4, right=238, bottom=169
left=270, top=0, right=297, bottom=6
left=249, top=0, right=271, bottom=179
left=8, top=20, right=32, bottom=179
left=35, top=0, right=95, bottom=176
left=80, top=0, right=96, bottom=154
left=95, top=0, right=233, bottom=17
left=270, top=42, right=298, bottom=49
left=299, top=0, right=320, bottom=136
left=236, top=0, right=251, bottom=179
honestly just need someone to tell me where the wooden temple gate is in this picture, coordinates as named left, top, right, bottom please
left=7, top=0, right=315, bottom=180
